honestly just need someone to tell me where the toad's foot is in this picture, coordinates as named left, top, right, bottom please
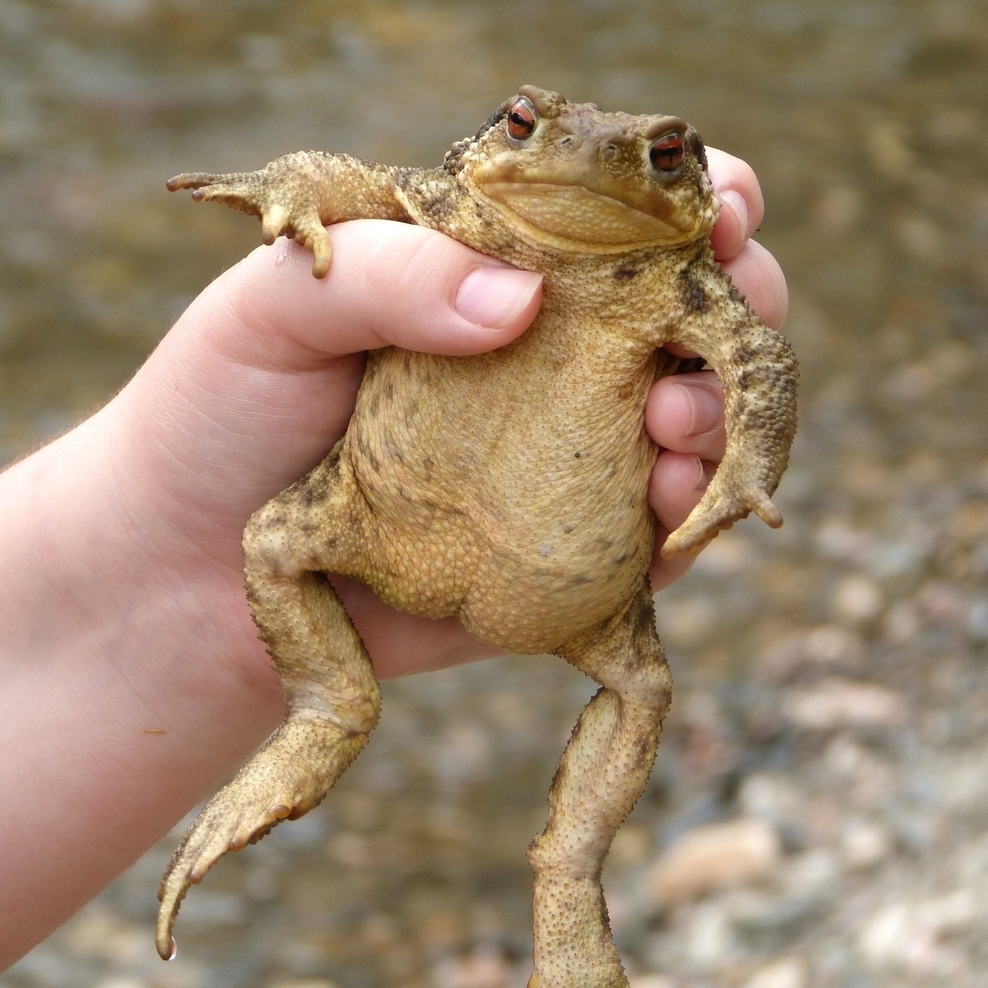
left=661, top=469, right=782, bottom=559
left=167, top=159, right=334, bottom=277
left=156, top=716, right=372, bottom=960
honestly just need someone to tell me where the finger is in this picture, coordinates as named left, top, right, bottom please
left=206, top=219, right=543, bottom=371
left=706, top=148, right=764, bottom=261
left=645, top=371, right=726, bottom=461
left=648, top=450, right=717, bottom=537
left=648, top=522, right=696, bottom=591
left=721, top=239, right=789, bottom=331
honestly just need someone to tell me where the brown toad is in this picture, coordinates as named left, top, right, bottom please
left=159, top=85, right=797, bottom=987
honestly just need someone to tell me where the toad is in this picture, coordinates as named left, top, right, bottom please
left=159, top=86, right=797, bottom=987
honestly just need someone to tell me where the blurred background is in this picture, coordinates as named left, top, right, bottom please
left=1, top=1, right=987, bottom=986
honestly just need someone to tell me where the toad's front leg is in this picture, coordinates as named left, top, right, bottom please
left=167, top=151, right=413, bottom=277
left=530, top=579, right=672, bottom=988
left=661, top=291, right=798, bottom=558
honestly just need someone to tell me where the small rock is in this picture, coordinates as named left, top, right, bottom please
left=916, top=580, right=970, bottom=628
left=756, top=625, right=865, bottom=681
left=64, top=905, right=145, bottom=964
left=692, top=531, right=756, bottom=574
left=609, top=822, right=653, bottom=867
left=968, top=599, right=988, bottom=641
left=814, top=519, right=876, bottom=565
left=737, top=773, right=808, bottom=835
left=859, top=890, right=977, bottom=975
left=830, top=575, right=883, bottom=626
left=269, top=980, right=341, bottom=988
left=782, top=677, right=908, bottom=730
left=171, top=889, right=246, bottom=930
left=839, top=818, right=892, bottom=870
left=627, top=977, right=676, bottom=988
left=685, top=900, right=740, bottom=970
left=646, top=818, right=782, bottom=906
left=93, top=978, right=150, bottom=988
left=433, top=945, right=514, bottom=988
left=742, top=956, right=808, bottom=988
left=882, top=599, right=922, bottom=645
left=654, top=594, right=717, bottom=649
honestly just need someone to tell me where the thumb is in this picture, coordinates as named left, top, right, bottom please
left=204, top=219, right=543, bottom=370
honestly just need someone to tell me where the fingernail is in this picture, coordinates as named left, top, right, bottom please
left=690, top=455, right=709, bottom=492
left=675, top=382, right=722, bottom=437
left=718, top=189, right=749, bottom=246
left=455, top=266, right=543, bottom=329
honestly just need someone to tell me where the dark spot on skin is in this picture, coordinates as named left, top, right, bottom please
left=614, top=262, right=640, bottom=281
left=613, top=550, right=634, bottom=566
left=566, top=573, right=595, bottom=587
left=383, top=431, right=405, bottom=465
left=563, top=523, right=574, bottom=533
left=632, top=588, right=658, bottom=644
left=574, top=452, right=581, bottom=458
left=617, top=383, right=634, bottom=401
left=423, top=455, right=434, bottom=472
left=385, top=382, right=394, bottom=400
left=369, top=395, right=380, bottom=416
left=634, top=732, right=654, bottom=762
left=678, top=255, right=709, bottom=314
left=300, top=486, right=318, bottom=506
left=681, top=274, right=708, bottom=314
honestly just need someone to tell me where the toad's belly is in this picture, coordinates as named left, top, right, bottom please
left=341, top=344, right=659, bottom=647
left=343, top=428, right=657, bottom=650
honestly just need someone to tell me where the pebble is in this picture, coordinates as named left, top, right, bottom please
left=432, top=946, right=514, bottom=988
left=782, top=677, right=908, bottom=730
left=92, top=978, right=150, bottom=988
left=756, top=625, right=866, bottom=680
left=829, top=574, right=884, bottom=626
left=838, top=817, right=892, bottom=870
left=741, top=956, right=808, bottom=988
left=268, top=981, right=341, bottom=988
left=859, top=890, right=978, bottom=976
left=63, top=905, right=145, bottom=964
left=627, top=977, right=675, bottom=988
left=645, top=818, right=782, bottom=906
left=736, top=773, right=807, bottom=833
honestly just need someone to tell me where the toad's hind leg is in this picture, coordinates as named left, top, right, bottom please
left=156, top=448, right=380, bottom=960
left=529, top=579, right=671, bottom=988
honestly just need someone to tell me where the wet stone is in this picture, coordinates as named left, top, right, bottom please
left=645, top=818, right=782, bottom=907
left=741, top=956, right=808, bottom=988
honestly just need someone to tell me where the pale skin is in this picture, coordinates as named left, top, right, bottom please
left=0, top=150, right=785, bottom=970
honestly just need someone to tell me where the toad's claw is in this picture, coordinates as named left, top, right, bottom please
left=661, top=482, right=782, bottom=559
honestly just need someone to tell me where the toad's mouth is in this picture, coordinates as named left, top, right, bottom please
left=478, top=179, right=708, bottom=251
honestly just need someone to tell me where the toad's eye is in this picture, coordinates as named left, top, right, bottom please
left=649, top=132, right=685, bottom=173
left=506, top=98, right=538, bottom=141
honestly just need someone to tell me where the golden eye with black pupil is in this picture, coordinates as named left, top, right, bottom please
left=649, top=132, right=684, bottom=172
left=506, top=98, right=537, bottom=140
